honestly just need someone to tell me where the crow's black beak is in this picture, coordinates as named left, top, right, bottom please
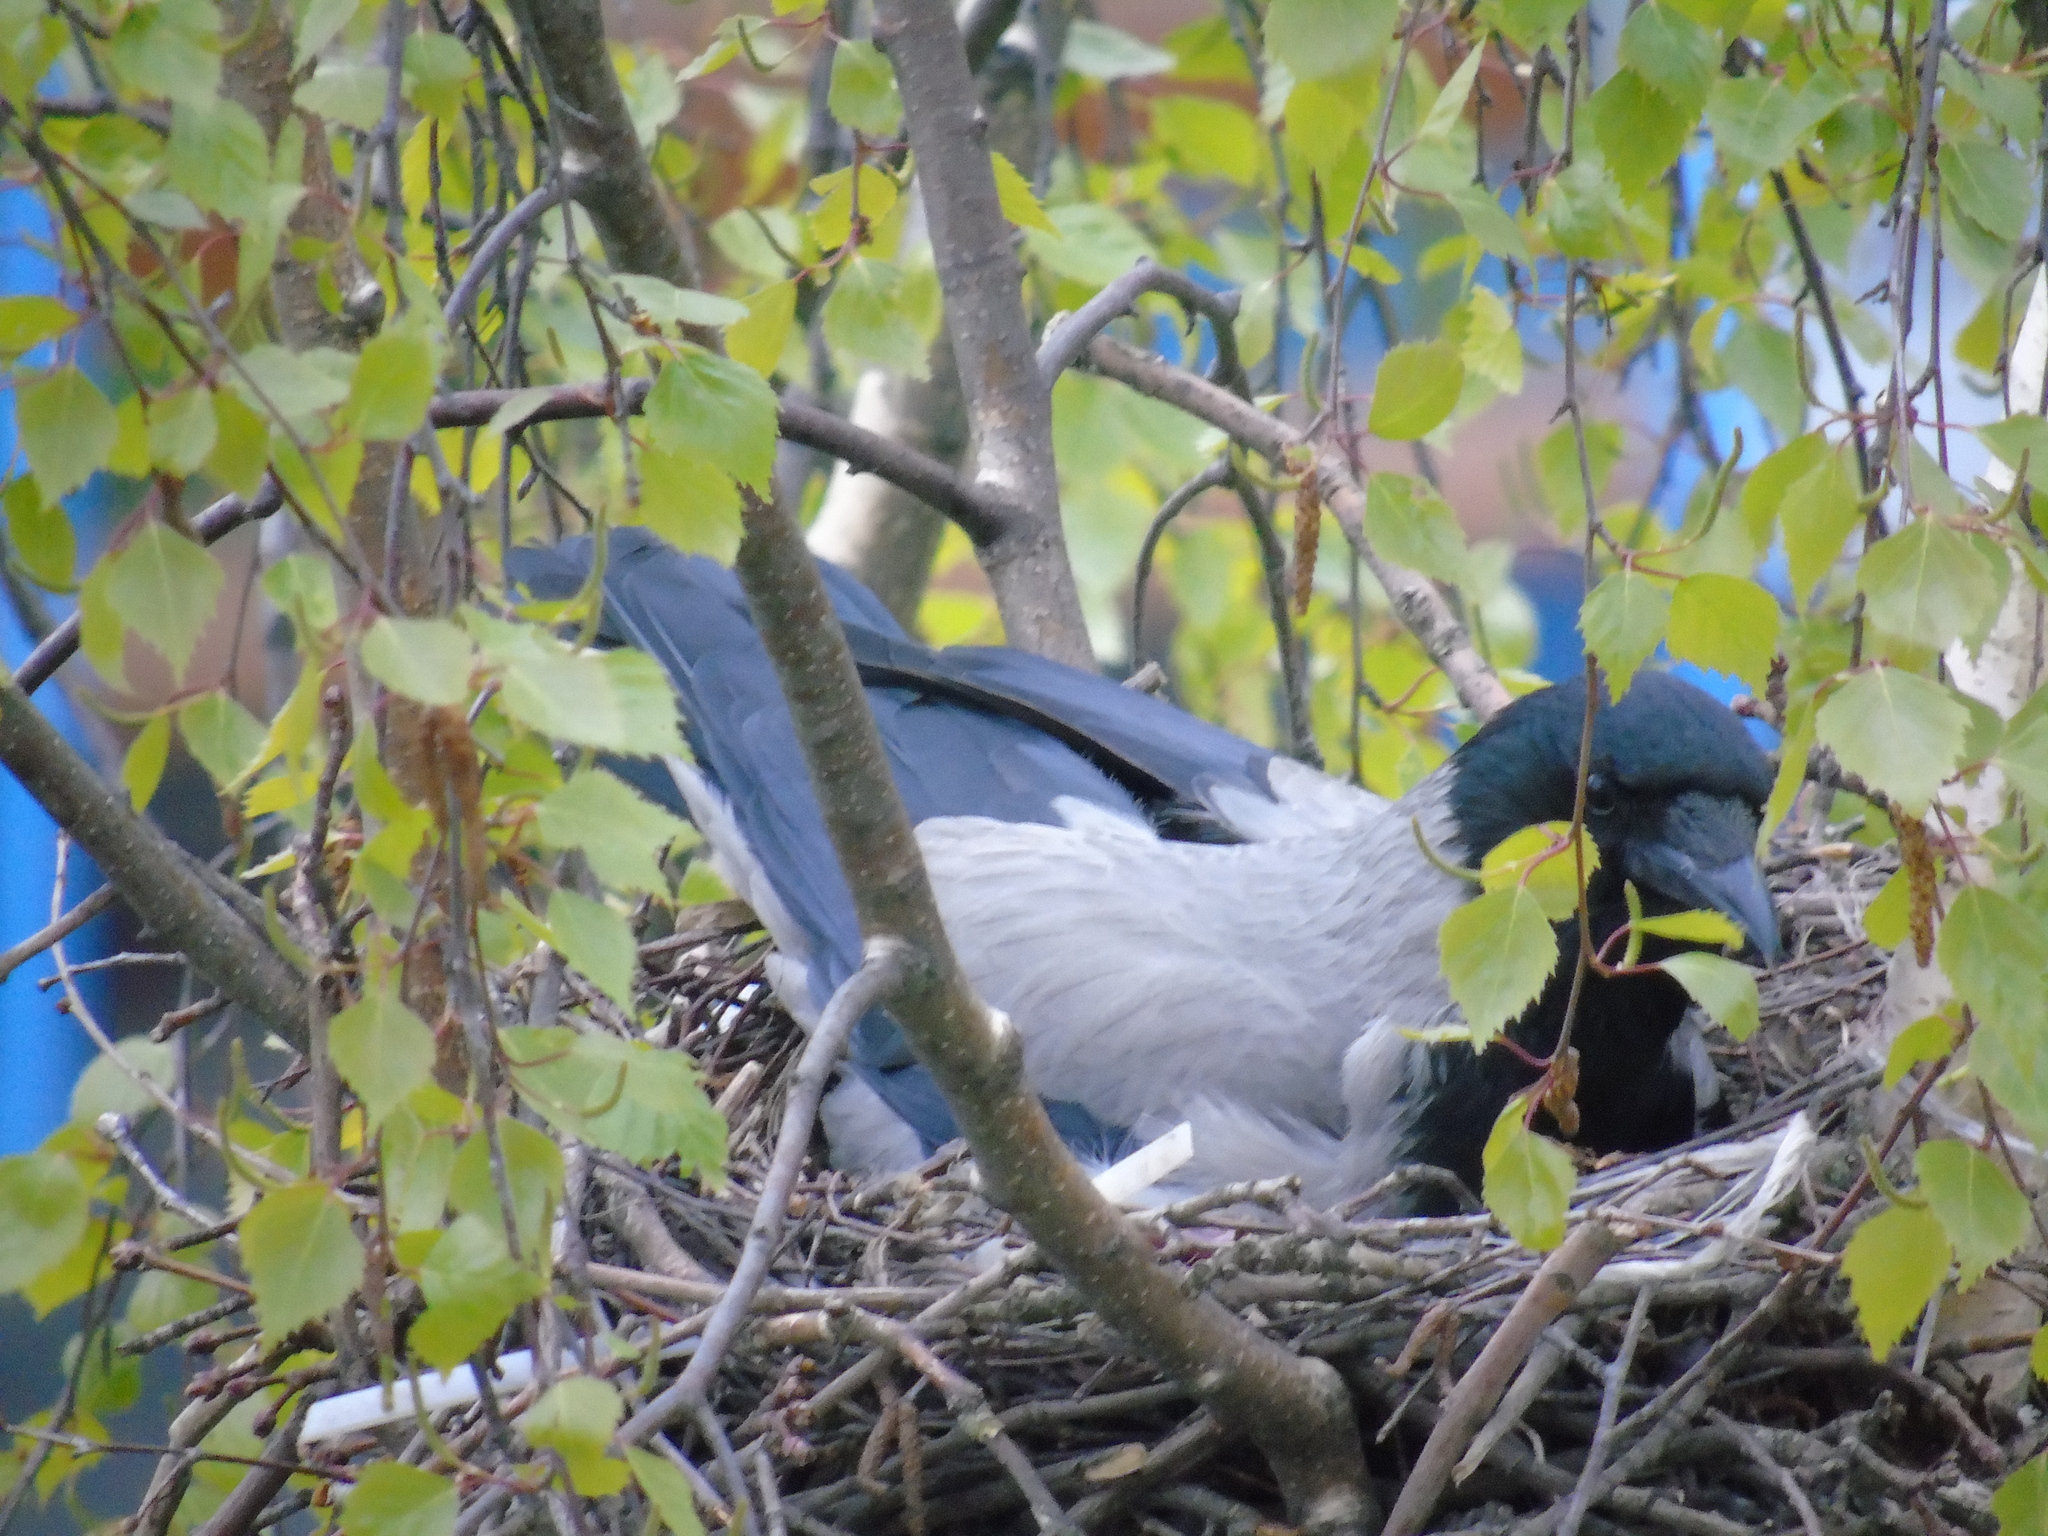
left=1624, top=792, right=1783, bottom=967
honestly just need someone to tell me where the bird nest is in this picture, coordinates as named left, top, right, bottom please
left=554, top=822, right=2042, bottom=1536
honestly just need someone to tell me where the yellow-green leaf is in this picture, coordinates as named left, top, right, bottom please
left=0, top=295, right=76, bottom=356
left=360, top=616, right=476, bottom=707
left=148, top=387, right=220, bottom=478
left=727, top=281, right=797, bottom=378
left=3, top=476, right=76, bottom=591
left=991, top=150, right=1059, bottom=235
left=524, top=1376, right=629, bottom=1496
left=534, top=769, right=689, bottom=895
left=625, top=1447, right=708, bottom=1536
left=643, top=346, right=779, bottom=494
left=122, top=714, right=172, bottom=812
left=1479, top=822, right=1598, bottom=922
left=17, top=367, right=118, bottom=499
left=1658, top=952, right=1761, bottom=1041
left=240, top=1180, right=365, bottom=1342
left=1842, top=1201, right=1948, bottom=1355
left=0, top=1152, right=90, bottom=1293
left=1439, top=885, right=1560, bottom=1050
left=348, top=324, right=441, bottom=443
left=547, top=888, right=639, bottom=1012
left=828, top=38, right=901, bottom=137
left=1917, top=1141, right=2029, bottom=1292
left=1482, top=1101, right=1576, bottom=1251
left=1885, top=1013, right=1954, bottom=1089
left=1369, top=341, right=1464, bottom=441
left=1666, top=574, right=1780, bottom=693
left=341, top=1463, right=458, bottom=1536
left=1814, top=666, right=1969, bottom=815
left=1581, top=569, right=1672, bottom=698
left=102, top=522, right=226, bottom=684
left=329, top=982, right=437, bottom=1129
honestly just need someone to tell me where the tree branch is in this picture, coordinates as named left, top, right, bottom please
left=0, top=675, right=308, bottom=1049
left=1381, top=1220, right=1625, bottom=1536
left=707, top=485, right=1377, bottom=1533
left=873, top=0, right=1095, bottom=668
left=1085, top=335, right=1513, bottom=720
left=502, top=0, right=699, bottom=296
left=1037, top=256, right=1246, bottom=396
left=429, top=382, right=1009, bottom=545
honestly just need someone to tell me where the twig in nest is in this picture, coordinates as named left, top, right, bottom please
left=1559, top=1284, right=1655, bottom=1536
left=1382, top=1220, right=1625, bottom=1536
left=619, top=939, right=911, bottom=1442
left=1705, top=1410, right=1822, bottom=1536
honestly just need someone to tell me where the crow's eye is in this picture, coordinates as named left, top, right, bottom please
left=1585, top=773, right=1617, bottom=816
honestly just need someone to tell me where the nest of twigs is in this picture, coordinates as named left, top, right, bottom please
left=556, top=819, right=2043, bottom=1536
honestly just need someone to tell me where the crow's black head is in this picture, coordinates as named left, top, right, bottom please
left=1447, top=673, right=1780, bottom=963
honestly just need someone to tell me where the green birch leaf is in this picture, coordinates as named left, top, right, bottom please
left=1857, top=518, right=2010, bottom=653
left=1758, top=700, right=1813, bottom=858
left=348, top=324, right=441, bottom=443
left=1864, top=866, right=1910, bottom=951
left=822, top=260, right=930, bottom=377
left=360, top=616, right=476, bottom=707
left=148, top=387, right=219, bottom=478
left=1738, top=432, right=1829, bottom=546
left=1842, top=1201, right=1949, bottom=1355
left=1917, top=1141, right=2030, bottom=1291
left=17, top=367, right=118, bottom=498
left=474, top=616, right=685, bottom=756
left=1998, top=713, right=2048, bottom=812
left=166, top=96, right=271, bottom=221
left=1941, top=141, right=2031, bottom=243
left=103, top=522, right=226, bottom=684
left=1062, top=18, right=1175, bottom=78
left=122, top=714, right=171, bottom=812
left=1814, top=666, right=1969, bottom=814
left=1938, top=886, right=2048, bottom=1038
left=409, top=1213, right=542, bottom=1371
left=329, top=982, right=437, bottom=1129
left=1666, top=574, right=1780, bottom=692
left=1588, top=68, right=1693, bottom=188
left=1417, top=45, right=1484, bottom=142
left=240, top=1180, right=365, bottom=1342
left=1883, top=1013, right=1954, bottom=1089
left=547, top=889, right=639, bottom=1013
left=1363, top=472, right=1470, bottom=587
left=1482, top=1101, right=1576, bottom=1251
left=0, top=295, right=76, bottom=355
left=726, top=281, right=798, bottom=377
left=0, top=1152, right=89, bottom=1293
left=534, top=769, right=689, bottom=896
left=1995, top=1454, right=2048, bottom=1536
left=1580, top=568, right=1672, bottom=697
left=625, top=1447, right=708, bottom=1536
left=828, top=38, right=902, bottom=136
left=401, top=32, right=477, bottom=122
left=643, top=346, right=779, bottom=493
left=177, top=692, right=268, bottom=788
left=205, top=388, right=271, bottom=497
left=263, top=552, right=341, bottom=639
left=1439, top=885, right=1559, bottom=1050
left=1479, top=822, right=1598, bottom=922
left=106, top=0, right=219, bottom=104
left=448, top=1116, right=562, bottom=1254
left=1265, top=0, right=1396, bottom=80
left=1968, top=1014, right=2048, bottom=1151
left=1369, top=341, right=1464, bottom=441
left=1618, top=3, right=1716, bottom=113
left=991, top=151, right=1060, bottom=235
left=525, top=1377, right=629, bottom=1496
left=504, top=1027, right=724, bottom=1172
left=4, top=477, right=76, bottom=591
left=1634, top=910, right=1745, bottom=946
left=1659, top=952, right=1761, bottom=1041
left=1453, top=288, right=1523, bottom=394
left=340, top=1463, right=457, bottom=1536
left=610, top=275, right=749, bottom=332
left=806, top=164, right=899, bottom=252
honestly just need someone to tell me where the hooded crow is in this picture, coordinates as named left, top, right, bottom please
left=507, top=530, right=1780, bottom=1207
